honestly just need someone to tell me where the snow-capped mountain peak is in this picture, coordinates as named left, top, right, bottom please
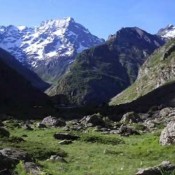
left=39, top=17, right=73, bottom=31
left=17, top=25, right=27, bottom=31
left=0, top=17, right=104, bottom=82
left=157, top=24, right=175, bottom=39
left=0, top=17, right=104, bottom=63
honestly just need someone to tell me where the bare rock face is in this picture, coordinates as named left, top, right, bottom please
left=160, top=121, right=175, bottom=145
left=110, top=39, right=175, bottom=107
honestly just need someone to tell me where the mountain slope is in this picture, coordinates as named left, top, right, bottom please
left=110, top=39, right=175, bottom=106
left=113, top=81, right=175, bottom=113
left=0, top=17, right=104, bottom=83
left=0, top=48, right=52, bottom=117
left=47, top=27, right=164, bottom=106
left=0, top=48, right=49, bottom=90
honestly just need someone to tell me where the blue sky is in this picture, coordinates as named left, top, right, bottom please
left=0, top=0, right=174, bottom=39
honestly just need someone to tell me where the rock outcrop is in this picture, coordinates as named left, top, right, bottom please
left=160, top=121, right=175, bottom=145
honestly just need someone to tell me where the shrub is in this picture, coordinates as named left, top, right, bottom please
left=80, top=134, right=124, bottom=145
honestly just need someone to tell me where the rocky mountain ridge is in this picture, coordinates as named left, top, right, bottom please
left=157, top=24, right=175, bottom=39
left=110, top=39, right=175, bottom=106
left=0, top=17, right=104, bottom=83
left=0, top=48, right=52, bottom=117
left=47, top=27, right=165, bottom=106
left=0, top=48, right=49, bottom=90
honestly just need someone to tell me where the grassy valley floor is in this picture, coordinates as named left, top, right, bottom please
left=1, top=121, right=175, bottom=175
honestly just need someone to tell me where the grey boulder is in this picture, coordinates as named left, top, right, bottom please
left=160, top=121, right=175, bottom=145
left=136, top=161, right=175, bottom=175
left=41, top=116, right=66, bottom=127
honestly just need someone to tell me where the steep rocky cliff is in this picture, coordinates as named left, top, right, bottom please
left=110, top=39, right=175, bottom=105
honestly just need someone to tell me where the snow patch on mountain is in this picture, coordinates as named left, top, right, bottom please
left=0, top=17, right=104, bottom=68
left=157, top=24, right=175, bottom=39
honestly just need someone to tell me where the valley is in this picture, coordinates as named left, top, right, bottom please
left=0, top=13, right=175, bottom=175
left=1, top=107, right=175, bottom=175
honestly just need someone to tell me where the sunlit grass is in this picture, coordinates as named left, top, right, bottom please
left=1, top=121, right=175, bottom=175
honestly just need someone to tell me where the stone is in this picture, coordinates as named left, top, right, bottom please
left=139, top=113, right=150, bottom=120
left=54, top=132, right=80, bottom=140
left=118, top=125, right=140, bottom=136
left=58, top=140, right=73, bottom=145
left=65, top=120, right=85, bottom=131
left=120, top=112, right=142, bottom=124
left=62, top=126, right=70, bottom=131
left=159, top=107, right=172, bottom=118
left=109, top=130, right=119, bottom=134
left=41, top=116, right=66, bottom=127
left=160, top=121, right=175, bottom=145
left=136, top=161, right=175, bottom=175
left=136, top=167, right=161, bottom=175
left=24, top=162, right=43, bottom=175
left=49, top=155, right=67, bottom=163
left=0, top=148, right=32, bottom=163
left=25, top=120, right=34, bottom=125
left=0, top=127, right=10, bottom=138
left=93, top=126, right=102, bottom=132
left=144, top=119, right=156, bottom=130
left=67, top=125, right=84, bottom=131
left=23, top=124, right=33, bottom=130
left=0, top=148, right=32, bottom=172
left=37, top=123, right=47, bottom=128
left=80, top=114, right=105, bottom=127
